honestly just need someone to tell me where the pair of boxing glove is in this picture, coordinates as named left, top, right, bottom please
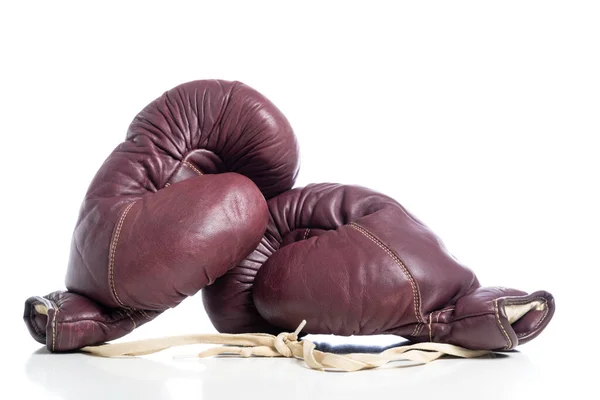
left=24, top=80, right=554, bottom=353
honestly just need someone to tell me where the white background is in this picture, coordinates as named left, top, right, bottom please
left=1, top=1, right=598, bottom=398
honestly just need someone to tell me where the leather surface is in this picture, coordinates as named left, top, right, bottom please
left=24, top=291, right=160, bottom=352
left=23, top=79, right=299, bottom=351
left=203, top=183, right=555, bottom=351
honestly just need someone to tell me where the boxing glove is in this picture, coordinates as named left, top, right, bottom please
left=24, top=79, right=299, bottom=352
left=203, top=183, right=554, bottom=351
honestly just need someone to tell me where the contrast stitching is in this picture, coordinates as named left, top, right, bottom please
left=182, top=160, right=203, bottom=176
left=109, top=202, right=136, bottom=308
left=349, top=223, right=424, bottom=324
left=138, top=309, right=152, bottom=321
left=164, top=183, right=171, bottom=188
left=303, top=228, right=311, bottom=240
left=494, top=299, right=512, bottom=350
left=437, top=307, right=455, bottom=323
left=416, top=323, right=425, bottom=336
left=411, top=323, right=422, bottom=337
left=51, top=307, right=59, bottom=352
left=428, top=313, right=433, bottom=342
left=503, top=297, right=548, bottom=339
left=124, top=310, right=137, bottom=329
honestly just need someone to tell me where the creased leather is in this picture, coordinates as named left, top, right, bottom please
left=24, top=291, right=160, bottom=352
left=203, top=183, right=555, bottom=351
left=23, top=79, right=299, bottom=352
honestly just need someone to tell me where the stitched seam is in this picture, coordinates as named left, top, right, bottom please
left=182, top=160, right=203, bottom=176
left=51, top=307, right=59, bottom=352
left=109, top=202, right=136, bottom=308
left=417, top=324, right=425, bottom=335
left=414, top=323, right=424, bottom=337
left=428, top=313, right=433, bottom=342
left=494, top=299, right=512, bottom=350
left=349, top=223, right=424, bottom=324
left=164, top=183, right=171, bottom=188
left=138, top=309, right=152, bottom=321
left=124, top=309, right=137, bottom=329
left=436, top=307, right=455, bottom=323
left=424, top=310, right=509, bottom=328
left=503, top=297, right=548, bottom=339
left=411, top=324, right=421, bottom=336
left=303, top=228, right=311, bottom=240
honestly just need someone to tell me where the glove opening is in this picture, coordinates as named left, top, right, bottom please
left=504, top=299, right=546, bottom=325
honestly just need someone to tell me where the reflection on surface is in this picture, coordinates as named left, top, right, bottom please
left=26, top=344, right=542, bottom=400
left=26, top=348, right=204, bottom=399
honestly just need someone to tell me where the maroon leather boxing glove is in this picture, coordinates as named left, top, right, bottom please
left=24, top=79, right=299, bottom=352
left=203, top=183, right=554, bottom=351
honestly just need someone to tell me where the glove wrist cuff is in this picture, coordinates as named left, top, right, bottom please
left=23, top=291, right=159, bottom=352
left=426, top=288, right=555, bottom=350
left=23, top=294, right=57, bottom=348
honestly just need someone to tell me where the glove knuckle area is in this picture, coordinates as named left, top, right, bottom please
left=218, top=184, right=426, bottom=335
left=217, top=181, right=555, bottom=351
left=66, top=80, right=293, bottom=311
left=252, top=227, right=415, bottom=336
left=113, top=174, right=268, bottom=310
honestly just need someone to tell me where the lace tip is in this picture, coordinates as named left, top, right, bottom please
left=294, top=320, right=307, bottom=336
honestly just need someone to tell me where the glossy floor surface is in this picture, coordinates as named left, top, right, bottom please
left=10, top=310, right=589, bottom=400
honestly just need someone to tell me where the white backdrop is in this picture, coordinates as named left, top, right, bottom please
left=2, top=1, right=598, bottom=398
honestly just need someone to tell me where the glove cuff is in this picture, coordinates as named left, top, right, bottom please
left=425, top=288, right=555, bottom=350
left=23, top=290, right=160, bottom=352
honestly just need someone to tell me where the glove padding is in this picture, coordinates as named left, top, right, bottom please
left=203, top=183, right=554, bottom=350
left=24, top=80, right=299, bottom=351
